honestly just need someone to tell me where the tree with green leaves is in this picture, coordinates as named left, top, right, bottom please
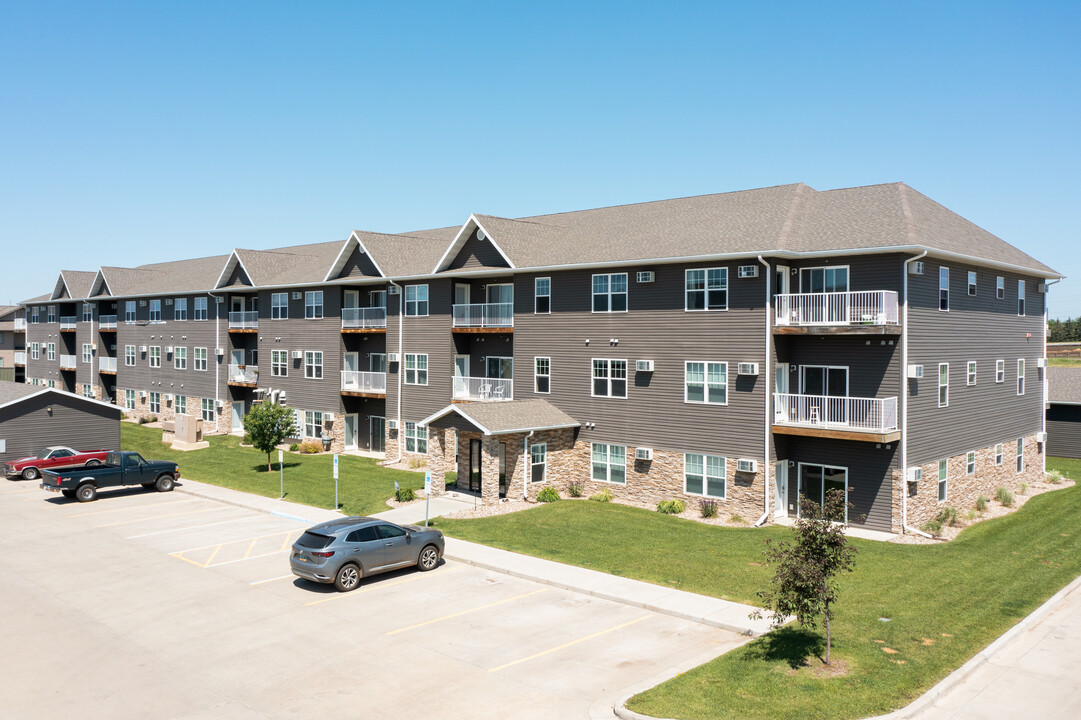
left=243, top=402, right=298, bottom=472
left=751, top=489, right=858, bottom=665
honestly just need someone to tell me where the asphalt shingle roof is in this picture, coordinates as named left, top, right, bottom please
left=1048, top=367, right=1081, bottom=405
left=59, top=271, right=97, bottom=299
left=352, top=232, right=450, bottom=277
left=99, top=254, right=231, bottom=297
left=423, top=399, right=580, bottom=435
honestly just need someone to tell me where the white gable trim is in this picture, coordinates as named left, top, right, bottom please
left=89, top=269, right=113, bottom=298
left=214, top=250, right=255, bottom=289
left=431, top=214, right=516, bottom=274
left=0, top=387, right=124, bottom=413
left=418, top=405, right=492, bottom=435
left=50, top=273, right=69, bottom=300
left=323, top=233, right=387, bottom=282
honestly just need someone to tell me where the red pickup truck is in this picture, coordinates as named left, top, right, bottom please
left=5, top=446, right=112, bottom=480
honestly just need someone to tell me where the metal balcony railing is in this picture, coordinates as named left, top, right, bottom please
left=14, top=318, right=26, bottom=331
left=452, top=376, right=513, bottom=401
left=14, top=351, right=26, bottom=365
left=341, top=307, right=387, bottom=329
left=60, top=354, right=78, bottom=370
left=98, top=315, right=117, bottom=330
left=99, top=357, right=117, bottom=372
left=228, top=311, right=259, bottom=329
left=775, top=291, right=899, bottom=327
left=452, top=302, right=514, bottom=328
left=228, top=364, right=258, bottom=384
left=773, top=393, right=898, bottom=433
left=341, top=370, right=387, bottom=394
left=60, top=316, right=77, bottom=330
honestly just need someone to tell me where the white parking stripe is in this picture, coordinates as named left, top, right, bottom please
left=204, top=550, right=288, bottom=568
left=169, top=530, right=300, bottom=555
left=125, top=514, right=266, bottom=539
left=250, top=574, right=295, bottom=586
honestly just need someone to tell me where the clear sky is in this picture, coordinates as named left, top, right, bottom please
left=2, top=1, right=1079, bottom=317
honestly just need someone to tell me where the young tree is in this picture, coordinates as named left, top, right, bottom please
left=751, top=489, right=858, bottom=665
left=243, top=402, right=298, bottom=471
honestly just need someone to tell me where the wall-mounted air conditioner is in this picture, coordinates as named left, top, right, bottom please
left=635, top=360, right=654, bottom=372
left=91, top=343, right=97, bottom=351
left=164, top=346, right=173, bottom=354
left=1037, top=358, right=1048, bottom=368
left=908, top=467, right=923, bottom=482
left=736, top=458, right=758, bottom=473
left=292, top=292, right=302, bottom=300
left=1036, top=431, right=1047, bottom=443
left=907, top=364, right=924, bottom=379
left=164, top=394, right=173, bottom=401
left=737, top=362, right=759, bottom=376
left=139, top=346, right=148, bottom=353
left=215, top=348, right=224, bottom=356
left=324, top=412, right=335, bottom=421
left=388, top=286, right=400, bottom=295
left=636, top=271, right=654, bottom=283
left=139, top=300, right=147, bottom=307
left=738, top=265, right=759, bottom=278
left=138, top=390, right=147, bottom=398
left=387, top=419, right=399, bottom=430
left=387, top=353, right=400, bottom=363
left=908, top=261, right=925, bottom=275
left=291, top=350, right=302, bottom=359
left=164, top=299, right=173, bottom=305
left=635, top=447, right=653, bottom=461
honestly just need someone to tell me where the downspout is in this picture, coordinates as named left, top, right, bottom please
left=209, top=291, right=222, bottom=434
left=388, top=280, right=404, bottom=463
left=523, top=429, right=535, bottom=500
left=1042, top=278, right=1062, bottom=476
left=754, top=255, right=772, bottom=527
left=901, top=252, right=931, bottom=538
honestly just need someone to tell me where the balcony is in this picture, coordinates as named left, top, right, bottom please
left=340, top=370, right=387, bottom=397
left=14, top=318, right=26, bottom=331
left=99, top=357, right=117, bottom=374
left=774, top=291, right=899, bottom=335
left=228, top=364, right=259, bottom=387
left=99, top=315, right=117, bottom=331
left=14, top=351, right=26, bottom=365
left=228, top=311, right=259, bottom=332
left=341, top=307, right=387, bottom=332
left=60, top=354, right=78, bottom=370
left=452, top=303, right=513, bottom=332
left=773, top=393, right=899, bottom=443
left=452, top=376, right=513, bottom=402
left=60, top=316, right=78, bottom=331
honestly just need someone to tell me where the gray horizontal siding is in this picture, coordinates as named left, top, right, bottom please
left=446, top=230, right=511, bottom=270
left=0, top=393, right=122, bottom=467
left=387, top=279, right=455, bottom=424
left=1047, top=405, right=1081, bottom=459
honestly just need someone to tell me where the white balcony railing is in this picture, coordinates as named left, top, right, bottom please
left=60, top=316, right=78, bottom=330
left=341, top=370, right=387, bottom=394
left=14, top=318, right=26, bottom=331
left=99, top=315, right=117, bottom=330
left=773, top=393, right=898, bottom=433
left=228, top=364, right=258, bottom=384
left=229, top=311, right=259, bottom=329
left=60, top=354, right=78, bottom=370
left=452, top=376, right=513, bottom=401
left=99, top=357, right=117, bottom=372
left=775, top=291, right=899, bottom=327
left=452, top=302, right=514, bottom=328
left=341, top=307, right=387, bottom=329
left=14, top=351, right=26, bottom=365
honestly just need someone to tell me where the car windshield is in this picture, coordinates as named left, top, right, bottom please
left=296, top=532, right=334, bottom=549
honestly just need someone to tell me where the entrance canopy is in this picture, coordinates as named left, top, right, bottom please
left=419, top=399, right=579, bottom=436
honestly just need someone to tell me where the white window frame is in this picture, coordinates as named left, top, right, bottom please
left=404, top=421, right=427, bottom=454
left=174, top=395, right=186, bottom=415
left=685, top=268, right=728, bottom=311
left=149, top=392, right=161, bottom=414
left=125, top=301, right=137, bottom=323
left=995, top=443, right=1003, bottom=466
left=174, top=347, right=187, bottom=370
left=81, top=383, right=93, bottom=398
left=591, top=443, right=626, bottom=484
left=684, top=361, right=728, bottom=405
left=174, top=297, right=188, bottom=321
left=534, top=277, right=551, bottom=314
left=47, top=343, right=55, bottom=361
left=404, top=285, right=429, bottom=317
left=148, top=346, right=161, bottom=368
left=684, top=453, right=726, bottom=499
left=47, top=305, right=56, bottom=323
left=201, top=398, right=215, bottom=422
left=194, top=297, right=208, bottom=321
left=996, top=359, right=1005, bottom=383
left=1016, top=438, right=1024, bottom=473
left=125, top=345, right=136, bottom=366
left=31, top=307, right=39, bottom=324
left=271, top=293, right=288, bottom=320
left=30, top=342, right=39, bottom=360
left=938, top=363, right=949, bottom=407
left=591, top=273, right=628, bottom=313
left=304, top=291, right=323, bottom=320
left=939, top=267, right=949, bottom=311
left=530, top=443, right=547, bottom=483
left=967, top=361, right=977, bottom=386
left=966, top=451, right=976, bottom=475
left=1017, top=359, right=1025, bottom=396
left=194, top=347, right=208, bottom=372
left=938, top=459, right=947, bottom=503
left=996, top=276, right=1004, bottom=300
left=967, top=271, right=977, bottom=296
left=404, top=353, right=428, bottom=386
left=125, top=389, right=136, bottom=410
left=591, top=359, right=628, bottom=398
left=304, top=351, right=323, bottom=380
left=534, top=356, right=550, bottom=394
left=149, top=299, right=162, bottom=324
left=82, top=344, right=93, bottom=364
left=82, top=303, right=93, bottom=323
left=1017, top=280, right=1025, bottom=316
left=271, top=349, right=288, bottom=377
left=304, top=410, right=324, bottom=439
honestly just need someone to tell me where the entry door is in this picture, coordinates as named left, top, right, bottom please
left=798, top=464, right=848, bottom=521
left=231, top=401, right=245, bottom=432
left=344, top=414, right=358, bottom=450
left=231, top=349, right=245, bottom=367
left=486, top=356, right=512, bottom=379
left=774, top=461, right=788, bottom=518
left=370, top=416, right=385, bottom=453
left=497, top=442, right=507, bottom=498
left=343, top=353, right=359, bottom=389
left=775, top=265, right=791, bottom=295
left=774, top=363, right=790, bottom=421
left=469, top=439, right=482, bottom=493
left=453, top=355, right=470, bottom=397
left=487, top=284, right=513, bottom=304
left=231, top=297, right=244, bottom=314
left=343, top=290, right=359, bottom=309
left=454, top=283, right=471, bottom=306
left=800, top=366, right=848, bottom=424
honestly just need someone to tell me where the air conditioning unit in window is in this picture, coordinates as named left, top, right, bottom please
left=324, top=412, right=335, bottom=421
left=164, top=299, right=173, bottom=305
left=388, top=286, right=400, bottom=295
left=737, top=362, right=759, bottom=376
left=636, top=271, right=654, bottom=283
left=1036, top=431, right=1047, bottom=443
left=1037, top=357, right=1048, bottom=368
left=908, top=467, right=923, bottom=483
left=387, top=353, right=400, bottom=363
left=736, top=459, right=757, bottom=473
left=139, top=346, right=148, bottom=353
left=292, top=350, right=303, bottom=359
left=635, top=447, right=653, bottom=461
left=907, top=364, right=924, bottom=379
left=292, top=292, right=302, bottom=300
left=738, top=265, right=759, bottom=278
left=216, top=399, right=224, bottom=408
left=139, top=300, right=147, bottom=307
left=387, top=419, right=399, bottom=430
left=908, top=261, right=925, bottom=275
left=635, top=360, right=654, bottom=372
left=164, top=346, right=173, bottom=354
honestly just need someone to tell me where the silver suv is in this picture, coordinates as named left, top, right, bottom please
left=290, top=517, right=445, bottom=592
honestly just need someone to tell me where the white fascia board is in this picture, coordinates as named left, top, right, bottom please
left=417, top=405, right=492, bottom=435
left=0, top=387, right=123, bottom=413
left=486, top=421, right=581, bottom=436
left=1049, top=400, right=1081, bottom=406
left=50, top=274, right=69, bottom=300
left=213, top=251, right=240, bottom=289
left=89, top=269, right=112, bottom=298
left=473, top=217, right=516, bottom=270
left=323, top=233, right=387, bottom=281
left=430, top=214, right=517, bottom=275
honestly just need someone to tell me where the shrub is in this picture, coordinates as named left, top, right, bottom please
left=976, top=494, right=988, bottom=511
left=729, top=514, right=745, bottom=524
left=965, top=510, right=978, bottom=521
left=241, top=434, right=251, bottom=445
left=566, top=481, right=584, bottom=498
left=995, top=486, right=1013, bottom=507
left=700, top=498, right=718, bottom=518
left=657, top=499, right=685, bottom=514
left=1020, top=482, right=1028, bottom=495
left=138, top=416, right=149, bottom=424
left=289, top=443, right=300, bottom=451
left=936, top=506, right=958, bottom=528
left=922, top=519, right=943, bottom=536
left=147, top=416, right=157, bottom=424
left=395, top=486, right=415, bottom=502
left=408, top=457, right=426, bottom=469
left=1047, top=470, right=1063, bottom=484
left=537, top=486, right=561, bottom=503
left=589, top=488, right=613, bottom=502
left=298, top=441, right=322, bottom=454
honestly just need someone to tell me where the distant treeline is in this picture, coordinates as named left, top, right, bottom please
left=1049, top=318, right=1081, bottom=342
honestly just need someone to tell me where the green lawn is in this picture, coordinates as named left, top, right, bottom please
left=121, top=423, right=423, bottom=516
left=435, top=459, right=1081, bottom=720
left=1048, top=357, right=1081, bottom=367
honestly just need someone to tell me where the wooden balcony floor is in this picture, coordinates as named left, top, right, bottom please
left=772, top=424, right=901, bottom=443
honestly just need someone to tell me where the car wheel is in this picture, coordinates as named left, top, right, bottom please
left=155, top=475, right=175, bottom=492
left=85, top=459, right=101, bottom=467
left=61, top=489, right=75, bottom=499
left=417, top=544, right=440, bottom=572
left=334, top=563, right=361, bottom=592
left=76, top=484, right=97, bottom=503
left=22, top=467, right=39, bottom=481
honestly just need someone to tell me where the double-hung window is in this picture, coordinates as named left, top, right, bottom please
left=271, top=293, right=288, bottom=319
left=938, top=363, right=949, bottom=407
left=405, top=285, right=428, bottom=316
left=174, top=298, right=187, bottom=321
left=405, top=422, right=427, bottom=454
left=175, top=395, right=187, bottom=415
left=995, top=443, right=1003, bottom=465
left=967, top=271, right=977, bottom=296
left=201, top=398, right=215, bottom=421
left=939, top=267, right=949, bottom=311
left=272, top=350, right=288, bottom=377
left=125, top=345, right=136, bottom=366
left=148, top=346, right=161, bottom=368
left=304, top=291, right=323, bottom=319
left=405, top=354, right=428, bottom=385
left=1017, top=359, right=1025, bottom=395
left=194, top=297, right=208, bottom=321
left=194, top=347, right=208, bottom=371
left=30, top=342, right=39, bottom=359
left=1017, top=280, right=1025, bottom=316
left=535, top=278, right=551, bottom=313
left=996, top=359, right=1005, bottom=383
left=1016, top=439, right=1024, bottom=472
left=966, top=451, right=976, bottom=475
left=149, top=300, right=162, bottom=323
left=967, top=361, right=977, bottom=386
left=125, top=301, right=137, bottom=323
left=82, top=344, right=92, bottom=364
left=149, top=392, right=161, bottom=414
left=125, top=389, right=136, bottom=410
left=592, top=359, right=627, bottom=398
left=684, top=453, right=726, bottom=498
left=591, top=443, right=626, bottom=484
left=47, top=305, right=56, bottom=323
left=47, top=343, right=55, bottom=361
left=304, top=411, right=323, bottom=438
left=685, top=361, right=727, bottom=404
left=174, top=347, right=187, bottom=370
left=937, top=460, right=947, bottom=502
left=592, top=273, right=628, bottom=313
left=31, top=307, right=39, bottom=323
left=82, top=383, right=93, bottom=398
left=82, top=303, right=93, bottom=322
left=534, top=357, right=550, bottom=393
left=996, top=276, right=1005, bottom=299
left=530, top=443, right=547, bottom=483
left=685, top=268, right=728, bottom=311
left=304, top=351, right=323, bottom=379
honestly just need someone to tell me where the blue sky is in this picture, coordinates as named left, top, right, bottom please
left=2, top=1, right=1079, bottom=317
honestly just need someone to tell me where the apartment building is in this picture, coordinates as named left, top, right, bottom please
left=19, top=182, right=1059, bottom=533
left=0, top=305, right=27, bottom=382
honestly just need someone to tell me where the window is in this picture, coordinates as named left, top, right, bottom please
left=304, top=411, right=323, bottom=439
left=1017, top=280, right=1025, bottom=316
left=201, top=398, right=215, bottom=422
left=938, top=460, right=947, bottom=502
left=685, top=268, right=728, bottom=310
left=939, top=267, right=949, bottom=311
left=996, top=359, right=1005, bottom=383
left=370, top=353, right=386, bottom=373
left=304, top=351, right=323, bottom=380
left=125, top=345, right=136, bottom=366
left=175, top=395, right=187, bottom=415
left=967, top=361, right=977, bottom=386
left=82, top=303, right=93, bottom=322
left=149, top=392, right=160, bottom=414
left=371, top=290, right=387, bottom=309
left=272, top=350, right=288, bottom=377
left=194, top=297, right=208, bottom=321
left=149, top=299, right=162, bottom=323
left=47, top=343, right=55, bottom=361
left=1016, top=438, right=1024, bottom=473
left=47, top=305, right=56, bottom=323
left=966, top=451, right=976, bottom=475
left=685, top=362, right=727, bottom=404
left=684, top=453, right=726, bottom=498
left=174, top=298, right=188, bottom=321
left=304, top=291, right=323, bottom=319
left=81, top=383, right=93, bottom=398
left=592, top=273, right=628, bottom=313
left=47, top=379, right=55, bottom=388
left=271, top=293, right=288, bottom=319
left=149, top=346, right=161, bottom=368
left=591, top=443, right=626, bottom=484
left=534, top=357, right=550, bottom=393
left=799, top=266, right=849, bottom=293
left=174, top=347, right=187, bottom=370
left=30, top=342, right=39, bottom=360
left=531, top=443, right=547, bottom=483
left=194, top=347, right=208, bottom=371
left=404, top=354, right=428, bottom=385
left=592, top=359, right=628, bottom=398
left=535, top=277, right=551, bottom=313
left=125, top=389, right=136, bottom=410
left=996, top=276, right=1005, bottom=299
left=31, top=307, right=39, bottom=323
left=125, top=301, right=137, bottom=323
left=995, top=443, right=1003, bottom=466
left=1017, top=359, right=1024, bottom=395
left=404, top=285, right=428, bottom=316
left=82, top=344, right=93, bottom=364
left=405, top=421, right=427, bottom=454
left=938, top=363, right=949, bottom=407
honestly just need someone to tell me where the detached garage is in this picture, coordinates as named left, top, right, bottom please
left=1047, top=367, right=1081, bottom=460
left=0, top=385, right=122, bottom=470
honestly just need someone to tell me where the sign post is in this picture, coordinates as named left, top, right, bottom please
left=278, top=449, right=284, bottom=499
left=424, top=471, right=432, bottom=527
left=333, top=454, right=340, bottom=511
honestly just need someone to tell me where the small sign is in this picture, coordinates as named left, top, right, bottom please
left=424, top=471, right=432, bottom=492
left=278, top=449, right=283, bottom=463
left=333, top=454, right=339, bottom=479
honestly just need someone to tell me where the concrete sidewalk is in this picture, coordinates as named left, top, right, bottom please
left=175, top=478, right=343, bottom=525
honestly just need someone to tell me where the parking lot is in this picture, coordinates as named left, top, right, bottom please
left=1, top=481, right=748, bottom=719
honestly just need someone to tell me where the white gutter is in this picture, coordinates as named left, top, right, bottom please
left=208, top=291, right=222, bottom=434
left=901, top=251, right=932, bottom=538
left=523, top=430, right=535, bottom=500
left=1042, top=278, right=1062, bottom=476
left=754, top=255, right=772, bottom=527
left=388, top=280, right=405, bottom=463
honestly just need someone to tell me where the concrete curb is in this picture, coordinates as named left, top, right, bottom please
left=173, top=481, right=340, bottom=525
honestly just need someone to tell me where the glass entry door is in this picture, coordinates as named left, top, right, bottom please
left=469, top=439, right=482, bottom=493
left=798, top=463, right=848, bottom=521
left=369, top=416, right=385, bottom=453
left=800, top=365, right=849, bottom=424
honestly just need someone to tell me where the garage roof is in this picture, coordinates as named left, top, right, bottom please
left=1048, top=367, right=1081, bottom=406
left=0, top=385, right=123, bottom=413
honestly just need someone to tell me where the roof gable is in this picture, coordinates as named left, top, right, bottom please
left=443, top=225, right=513, bottom=271
left=432, top=214, right=516, bottom=273
left=419, top=399, right=579, bottom=435
left=325, top=233, right=385, bottom=281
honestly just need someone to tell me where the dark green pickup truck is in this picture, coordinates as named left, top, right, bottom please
left=40, top=451, right=180, bottom=502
